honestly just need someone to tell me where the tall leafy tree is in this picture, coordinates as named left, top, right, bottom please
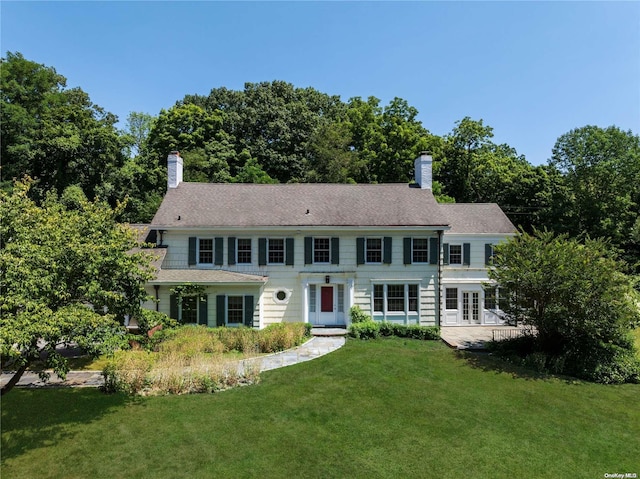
left=438, top=117, right=495, bottom=201
left=436, top=117, right=558, bottom=230
left=0, top=179, right=155, bottom=395
left=545, top=125, right=640, bottom=270
left=122, top=111, right=155, bottom=158
left=0, top=52, right=126, bottom=203
left=305, top=120, right=364, bottom=183
left=344, top=96, right=437, bottom=183
left=188, top=81, right=346, bottom=182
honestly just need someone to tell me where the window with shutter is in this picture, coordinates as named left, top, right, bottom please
left=331, top=237, right=340, bottom=265
left=188, top=237, right=197, bottom=265
left=366, top=238, right=382, bottom=263
left=237, top=238, right=252, bottom=264
left=485, top=243, right=494, bottom=265
left=198, top=239, right=213, bottom=264
left=356, top=238, right=365, bottom=265
left=463, top=243, right=471, bottom=266
left=429, top=237, right=439, bottom=264
left=412, top=238, right=429, bottom=263
left=214, top=237, right=224, bottom=265
left=449, top=244, right=462, bottom=264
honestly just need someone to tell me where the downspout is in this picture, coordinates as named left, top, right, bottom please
left=437, top=229, right=443, bottom=328
left=154, top=285, right=160, bottom=312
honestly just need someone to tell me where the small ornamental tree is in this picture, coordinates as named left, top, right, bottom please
left=488, top=230, right=640, bottom=383
left=0, top=179, right=155, bottom=395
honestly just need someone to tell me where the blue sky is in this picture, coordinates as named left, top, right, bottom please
left=2, top=1, right=639, bottom=166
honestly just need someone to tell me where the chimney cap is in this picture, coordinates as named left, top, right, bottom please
left=170, top=150, right=180, bottom=156
left=419, top=151, right=432, bottom=156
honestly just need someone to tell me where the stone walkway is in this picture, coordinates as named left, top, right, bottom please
left=440, top=325, right=530, bottom=350
left=0, top=333, right=347, bottom=389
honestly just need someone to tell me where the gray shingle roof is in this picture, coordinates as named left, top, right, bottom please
left=439, top=203, right=516, bottom=234
left=150, top=269, right=268, bottom=285
left=151, top=183, right=449, bottom=228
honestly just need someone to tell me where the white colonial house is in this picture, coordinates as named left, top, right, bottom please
left=140, top=151, right=516, bottom=328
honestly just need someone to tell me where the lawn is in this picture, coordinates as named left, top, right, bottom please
left=2, top=339, right=638, bottom=479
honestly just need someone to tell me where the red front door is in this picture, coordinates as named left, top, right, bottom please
left=321, top=286, right=334, bottom=313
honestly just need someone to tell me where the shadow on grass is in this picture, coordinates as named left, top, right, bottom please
left=455, top=350, right=580, bottom=383
left=1, top=388, right=136, bottom=461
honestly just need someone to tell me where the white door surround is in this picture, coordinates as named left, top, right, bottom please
left=302, top=276, right=354, bottom=326
left=443, top=283, right=501, bottom=326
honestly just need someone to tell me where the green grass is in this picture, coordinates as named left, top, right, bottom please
left=2, top=339, right=639, bottom=479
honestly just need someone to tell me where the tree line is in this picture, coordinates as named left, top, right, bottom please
left=2, top=51, right=639, bottom=273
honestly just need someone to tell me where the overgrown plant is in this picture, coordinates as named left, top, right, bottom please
left=349, top=305, right=370, bottom=323
left=103, top=322, right=310, bottom=395
left=488, top=230, right=640, bottom=383
left=134, top=309, right=179, bottom=338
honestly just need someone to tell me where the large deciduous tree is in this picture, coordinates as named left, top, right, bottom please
left=0, top=179, right=155, bottom=395
left=489, top=230, right=640, bottom=384
left=0, top=52, right=126, bottom=204
left=436, top=117, right=560, bottom=230
left=545, top=125, right=640, bottom=271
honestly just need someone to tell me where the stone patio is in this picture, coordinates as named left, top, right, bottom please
left=440, top=325, right=530, bottom=350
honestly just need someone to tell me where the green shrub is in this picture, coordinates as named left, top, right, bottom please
left=523, top=352, right=548, bottom=373
left=303, top=322, right=313, bottom=337
left=378, top=321, right=396, bottom=337
left=376, top=322, right=440, bottom=340
left=489, top=334, right=640, bottom=384
left=145, top=327, right=180, bottom=351
left=349, top=306, right=370, bottom=324
left=348, top=321, right=380, bottom=340
left=134, top=309, right=179, bottom=337
left=488, top=230, right=640, bottom=384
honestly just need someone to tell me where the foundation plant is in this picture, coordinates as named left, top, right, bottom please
left=103, top=322, right=311, bottom=395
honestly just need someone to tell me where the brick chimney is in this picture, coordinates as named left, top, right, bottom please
left=167, top=151, right=183, bottom=189
left=414, top=151, right=432, bottom=189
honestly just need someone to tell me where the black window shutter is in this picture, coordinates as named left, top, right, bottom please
left=244, top=295, right=254, bottom=327
left=169, top=294, right=178, bottom=320
left=383, top=237, right=392, bottom=264
left=258, top=238, right=267, bottom=266
left=146, top=229, right=157, bottom=245
left=228, top=237, right=236, bottom=265
left=188, top=237, right=197, bottom=265
left=485, top=243, right=493, bottom=265
left=214, top=237, right=224, bottom=265
left=429, top=237, right=439, bottom=264
left=331, top=237, right=340, bottom=265
left=463, top=243, right=471, bottom=266
left=356, top=238, right=365, bottom=265
left=285, top=238, right=295, bottom=265
left=403, top=237, right=412, bottom=265
left=443, top=243, right=450, bottom=265
left=304, top=237, right=313, bottom=265
left=216, top=295, right=226, bottom=327
left=198, top=294, right=208, bottom=326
